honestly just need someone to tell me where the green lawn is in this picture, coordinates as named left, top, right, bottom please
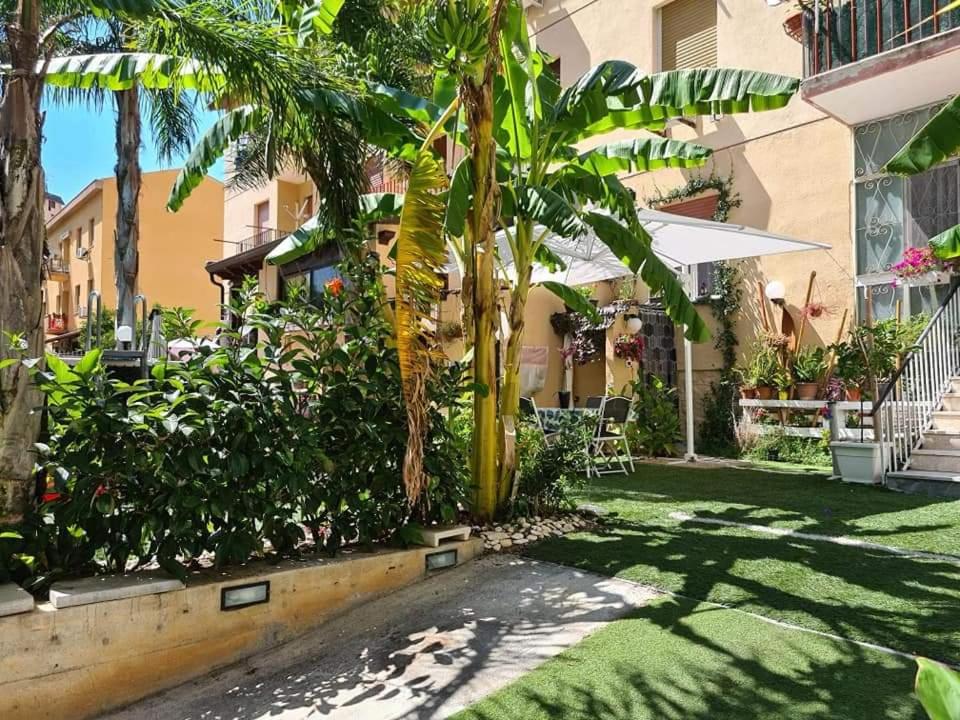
left=456, top=463, right=960, bottom=719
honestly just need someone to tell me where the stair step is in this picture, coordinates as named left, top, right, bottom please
left=942, top=393, right=960, bottom=412
left=920, top=431, right=960, bottom=451
left=910, top=449, right=960, bottom=473
left=932, top=411, right=960, bottom=431
left=886, top=469, right=960, bottom=498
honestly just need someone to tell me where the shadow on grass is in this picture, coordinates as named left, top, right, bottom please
left=455, top=596, right=923, bottom=720
left=529, top=514, right=960, bottom=664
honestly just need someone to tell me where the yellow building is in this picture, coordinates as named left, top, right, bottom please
left=44, top=169, right=224, bottom=341
left=215, top=0, right=960, bottom=431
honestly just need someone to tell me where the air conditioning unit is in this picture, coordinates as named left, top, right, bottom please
left=75, top=246, right=90, bottom=260
left=77, top=306, right=88, bottom=318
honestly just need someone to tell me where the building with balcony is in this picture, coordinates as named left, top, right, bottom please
left=44, top=170, right=224, bottom=342
left=216, top=0, right=960, bottom=427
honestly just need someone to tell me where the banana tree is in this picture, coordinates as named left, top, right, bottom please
left=884, top=93, right=960, bottom=259
left=365, top=0, right=799, bottom=514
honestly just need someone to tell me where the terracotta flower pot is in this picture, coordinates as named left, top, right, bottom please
left=756, top=386, right=775, bottom=400
left=796, top=382, right=819, bottom=400
left=740, top=387, right=757, bottom=399
left=845, top=387, right=862, bottom=402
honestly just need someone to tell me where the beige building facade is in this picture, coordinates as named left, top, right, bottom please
left=216, top=0, right=960, bottom=435
left=44, top=170, right=225, bottom=341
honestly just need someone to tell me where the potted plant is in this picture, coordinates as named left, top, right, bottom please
left=832, top=340, right=866, bottom=401
left=743, top=341, right=778, bottom=400
left=792, top=346, right=825, bottom=400
left=773, top=369, right=792, bottom=401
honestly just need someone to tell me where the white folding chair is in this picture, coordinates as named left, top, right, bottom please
left=519, top=396, right=558, bottom=445
left=588, top=396, right=636, bottom=476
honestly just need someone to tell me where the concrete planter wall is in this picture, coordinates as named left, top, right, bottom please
left=0, top=538, right=482, bottom=720
left=830, top=441, right=882, bottom=485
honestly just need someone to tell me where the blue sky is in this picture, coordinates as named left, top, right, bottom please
left=42, top=101, right=224, bottom=202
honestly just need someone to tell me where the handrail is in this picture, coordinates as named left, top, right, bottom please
left=871, top=280, right=960, bottom=413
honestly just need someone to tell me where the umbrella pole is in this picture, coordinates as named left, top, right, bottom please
left=683, top=266, right=697, bottom=461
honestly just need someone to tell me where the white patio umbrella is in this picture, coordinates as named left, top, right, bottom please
left=497, top=209, right=831, bottom=460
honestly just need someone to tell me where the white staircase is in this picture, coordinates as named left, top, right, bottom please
left=877, top=283, right=960, bottom=498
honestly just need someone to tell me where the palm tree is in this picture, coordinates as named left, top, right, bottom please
left=0, top=0, right=331, bottom=524
left=375, top=0, right=799, bottom=517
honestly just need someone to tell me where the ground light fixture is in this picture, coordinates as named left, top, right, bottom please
left=221, top=581, right=270, bottom=611
left=625, top=316, right=644, bottom=335
left=425, top=548, right=458, bottom=571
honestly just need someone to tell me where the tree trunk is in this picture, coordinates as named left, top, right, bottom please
left=497, top=245, right=531, bottom=504
left=0, top=0, right=45, bottom=524
left=463, top=76, right=500, bottom=521
left=114, top=86, right=141, bottom=344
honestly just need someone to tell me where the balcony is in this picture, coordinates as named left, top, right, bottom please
left=238, top=228, right=286, bottom=254
left=47, top=313, right=68, bottom=335
left=800, top=0, right=960, bottom=125
left=45, top=256, right=69, bottom=280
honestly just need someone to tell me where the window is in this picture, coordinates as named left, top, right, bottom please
left=76, top=226, right=83, bottom=250
left=88, top=218, right=95, bottom=247
left=280, top=264, right=340, bottom=307
left=660, top=0, right=717, bottom=71
left=657, top=193, right=721, bottom=299
left=74, top=284, right=81, bottom=313
left=854, top=104, right=957, bottom=320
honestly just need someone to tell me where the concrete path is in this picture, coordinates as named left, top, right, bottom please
left=102, top=555, right=657, bottom=720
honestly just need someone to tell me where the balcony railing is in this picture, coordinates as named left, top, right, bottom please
left=803, top=0, right=960, bottom=77
left=237, top=228, right=285, bottom=254
left=368, top=172, right=408, bottom=196
left=47, top=313, right=67, bottom=334
left=45, top=256, right=69, bottom=276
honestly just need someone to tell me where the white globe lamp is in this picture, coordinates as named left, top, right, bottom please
left=625, top=316, right=644, bottom=335
left=764, top=280, right=786, bottom=304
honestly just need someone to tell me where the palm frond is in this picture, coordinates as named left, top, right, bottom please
left=147, top=88, right=198, bottom=164
left=43, top=52, right=224, bottom=91
left=395, top=101, right=457, bottom=504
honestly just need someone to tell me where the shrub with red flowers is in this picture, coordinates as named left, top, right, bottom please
left=613, top=333, right=645, bottom=366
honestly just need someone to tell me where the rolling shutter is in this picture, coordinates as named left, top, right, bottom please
left=661, top=0, right=717, bottom=71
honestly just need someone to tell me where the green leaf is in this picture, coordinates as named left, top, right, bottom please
left=916, top=657, right=960, bottom=720
left=884, top=94, right=960, bottom=175
left=266, top=192, right=405, bottom=265
left=511, top=185, right=588, bottom=239
left=533, top=243, right=567, bottom=273
left=81, top=0, right=166, bottom=18
left=930, top=223, right=960, bottom=260
left=584, top=211, right=709, bottom=342
left=565, top=137, right=711, bottom=176
left=540, top=282, right=601, bottom=324
left=445, top=157, right=473, bottom=238
left=45, top=352, right=77, bottom=384
left=298, top=0, right=345, bottom=42
left=44, top=53, right=223, bottom=92
left=368, top=83, right=443, bottom=126
left=75, top=348, right=102, bottom=375
left=0, top=358, right=17, bottom=371
left=168, top=106, right=265, bottom=211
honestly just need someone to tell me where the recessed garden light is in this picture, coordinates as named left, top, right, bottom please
left=425, top=549, right=458, bottom=571
left=221, top=581, right=270, bottom=611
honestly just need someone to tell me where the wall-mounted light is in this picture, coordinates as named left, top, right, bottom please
left=625, top=316, right=644, bottom=335
left=764, top=280, right=786, bottom=306
left=425, top=549, right=458, bottom=571
left=221, top=581, right=270, bottom=611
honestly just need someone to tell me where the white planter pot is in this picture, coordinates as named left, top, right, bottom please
left=830, top=441, right=882, bottom=485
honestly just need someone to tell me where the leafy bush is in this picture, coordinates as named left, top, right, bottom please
left=627, top=375, right=681, bottom=457
left=2, top=247, right=470, bottom=590
left=743, top=428, right=831, bottom=467
left=514, top=414, right=592, bottom=516
left=792, top=346, right=825, bottom=383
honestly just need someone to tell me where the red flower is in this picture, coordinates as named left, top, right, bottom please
left=94, top=484, right=108, bottom=497
left=325, top=277, right=344, bottom=297
left=41, top=491, right=62, bottom=503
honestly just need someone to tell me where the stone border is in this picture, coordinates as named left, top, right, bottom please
left=0, top=538, right=483, bottom=720
left=476, top=512, right=595, bottom=552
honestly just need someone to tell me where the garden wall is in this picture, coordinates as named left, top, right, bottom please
left=0, top=538, right=482, bottom=720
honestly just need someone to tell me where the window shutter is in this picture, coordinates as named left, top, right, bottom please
left=661, top=0, right=717, bottom=71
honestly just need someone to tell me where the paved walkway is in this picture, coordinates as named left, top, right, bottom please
left=102, top=555, right=657, bottom=720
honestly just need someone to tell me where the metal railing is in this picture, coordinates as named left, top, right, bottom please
left=237, top=227, right=285, bottom=254
left=803, top=0, right=960, bottom=77
left=872, top=282, right=960, bottom=475
left=45, top=256, right=69, bottom=276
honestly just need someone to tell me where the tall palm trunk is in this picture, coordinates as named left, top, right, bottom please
left=498, top=231, right=531, bottom=502
left=0, top=0, right=45, bottom=523
left=114, top=86, right=141, bottom=343
left=463, top=61, right=501, bottom=520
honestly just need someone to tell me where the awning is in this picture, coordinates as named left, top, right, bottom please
left=496, top=208, right=831, bottom=462
left=205, top=238, right=283, bottom=283
left=500, top=209, right=831, bottom=286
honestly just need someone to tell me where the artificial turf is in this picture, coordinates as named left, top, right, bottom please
left=452, top=596, right=922, bottom=720
left=456, top=463, right=960, bottom=719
